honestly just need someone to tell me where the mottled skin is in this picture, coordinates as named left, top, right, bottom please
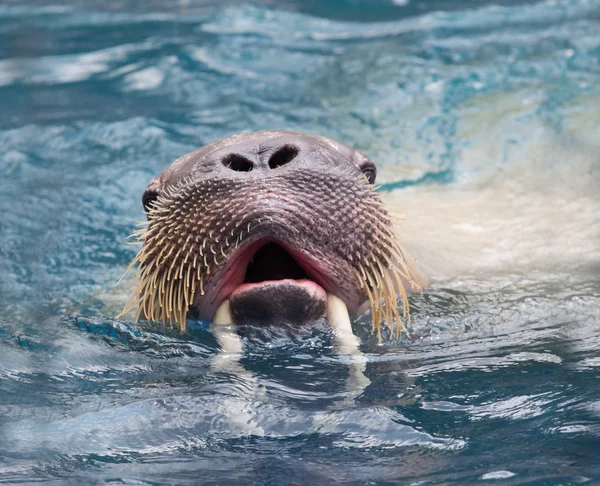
left=134, top=130, right=410, bottom=329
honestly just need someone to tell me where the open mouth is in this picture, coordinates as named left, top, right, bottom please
left=244, top=242, right=311, bottom=284
left=212, top=241, right=349, bottom=327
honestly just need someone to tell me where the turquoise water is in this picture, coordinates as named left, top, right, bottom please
left=1, top=0, right=600, bottom=484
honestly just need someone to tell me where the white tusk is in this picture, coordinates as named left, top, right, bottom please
left=209, top=301, right=264, bottom=436
left=327, top=293, right=360, bottom=353
left=213, top=299, right=234, bottom=325
left=327, top=293, right=370, bottom=406
left=211, top=300, right=242, bottom=354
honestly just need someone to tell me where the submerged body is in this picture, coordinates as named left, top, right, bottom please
left=396, top=140, right=600, bottom=283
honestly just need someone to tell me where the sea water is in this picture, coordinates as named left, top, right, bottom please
left=0, top=0, right=599, bottom=484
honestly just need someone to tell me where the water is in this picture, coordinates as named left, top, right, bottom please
left=1, top=0, right=599, bottom=484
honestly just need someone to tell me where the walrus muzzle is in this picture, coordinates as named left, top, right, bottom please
left=120, top=131, right=421, bottom=340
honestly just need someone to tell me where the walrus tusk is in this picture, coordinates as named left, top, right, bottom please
left=211, top=300, right=243, bottom=355
left=213, top=299, right=234, bottom=326
left=327, top=294, right=360, bottom=353
left=327, top=293, right=371, bottom=405
left=209, top=300, right=265, bottom=437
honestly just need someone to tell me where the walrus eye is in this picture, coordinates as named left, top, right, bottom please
left=142, top=189, right=159, bottom=213
left=360, top=161, right=377, bottom=184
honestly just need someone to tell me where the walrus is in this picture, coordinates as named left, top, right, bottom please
left=115, top=129, right=599, bottom=419
left=120, top=130, right=423, bottom=343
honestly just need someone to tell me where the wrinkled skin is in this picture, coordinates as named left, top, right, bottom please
left=133, top=130, right=411, bottom=329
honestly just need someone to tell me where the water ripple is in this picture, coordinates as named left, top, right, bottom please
left=1, top=0, right=599, bottom=484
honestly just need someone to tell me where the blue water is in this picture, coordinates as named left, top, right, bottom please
left=1, top=0, right=600, bottom=484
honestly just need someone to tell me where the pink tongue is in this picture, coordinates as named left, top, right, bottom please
left=228, top=279, right=327, bottom=326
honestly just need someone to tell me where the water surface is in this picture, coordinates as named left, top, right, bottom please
left=1, top=0, right=599, bottom=484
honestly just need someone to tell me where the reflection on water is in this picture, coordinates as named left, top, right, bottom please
left=0, top=0, right=599, bottom=484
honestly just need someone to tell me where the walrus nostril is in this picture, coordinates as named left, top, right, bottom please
left=268, top=145, right=299, bottom=169
left=222, top=154, right=254, bottom=172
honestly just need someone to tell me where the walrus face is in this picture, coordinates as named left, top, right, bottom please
left=122, top=131, right=421, bottom=338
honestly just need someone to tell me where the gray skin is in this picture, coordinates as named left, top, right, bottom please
left=140, top=130, right=385, bottom=327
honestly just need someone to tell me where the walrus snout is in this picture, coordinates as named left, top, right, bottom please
left=122, top=131, right=421, bottom=339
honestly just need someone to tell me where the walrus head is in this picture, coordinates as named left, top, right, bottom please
left=121, top=131, right=421, bottom=339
